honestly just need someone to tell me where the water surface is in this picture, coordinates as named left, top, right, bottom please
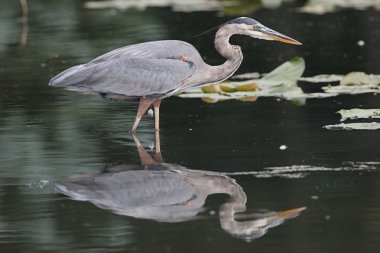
left=1, top=1, right=380, bottom=252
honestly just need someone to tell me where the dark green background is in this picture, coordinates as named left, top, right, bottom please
left=1, top=0, right=380, bottom=252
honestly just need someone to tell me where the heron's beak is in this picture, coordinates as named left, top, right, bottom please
left=258, top=26, right=302, bottom=45
left=277, top=207, right=306, bottom=219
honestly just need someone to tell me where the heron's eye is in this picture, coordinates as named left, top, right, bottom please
left=251, top=25, right=259, bottom=31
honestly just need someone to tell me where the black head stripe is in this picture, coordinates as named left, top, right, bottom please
left=226, top=17, right=259, bottom=26
left=194, top=17, right=260, bottom=37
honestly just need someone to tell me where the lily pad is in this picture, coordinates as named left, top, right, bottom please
left=325, top=108, right=380, bottom=130
left=220, top=83, right=237, bottom=92
left=323, top=84, right=380, bottom=94
left=340, top=72, right=380, bottom=86
left=179, top=58, right=380, bottom=103
left=179, top=57, right=306, bottom=102
left=323, top=122, right=380, bottom=130
left=231, top=72, right=260, bottom=80
left=299, top=0, right=380, bottom=14
left=304, top=72, right=380, bottom=95
left=201, top=84, right=222, bottom=93
left=235, top=83, right=259, bottom=91
left=259, top=57, right=305, bottom=86
left=298, top=74, right=343, bottom=83
left=338, top=109, right=380, bottom=121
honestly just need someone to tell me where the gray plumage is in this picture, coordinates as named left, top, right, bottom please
left=50, top=41, right=201, bottom=98
left=55, top=164, right=204, bottom=222
left=55, top=162, right=305, bottom=239
left=54, top=163, right=233, bottom=222
left=48, top=17, right=301, bottom=132
left=54, top=133, right=305, bottom=239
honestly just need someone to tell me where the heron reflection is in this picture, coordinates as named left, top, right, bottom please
left=55, top=133, right=305, bottom=241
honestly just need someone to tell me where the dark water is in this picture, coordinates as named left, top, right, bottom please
left=1, top=0, right=380, bottom=252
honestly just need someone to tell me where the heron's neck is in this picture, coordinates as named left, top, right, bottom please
left=210, top=26, right=243, bottom=82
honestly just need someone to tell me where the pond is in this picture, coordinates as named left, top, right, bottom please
left=1, top=0, right=380, bottom=252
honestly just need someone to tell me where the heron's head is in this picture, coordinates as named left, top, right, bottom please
left=226, top=17, right=302, bottom=45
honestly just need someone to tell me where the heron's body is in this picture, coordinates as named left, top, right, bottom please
left=49, top=17, right=300, bottom=132
left=50, top=41, right=202, bottom=98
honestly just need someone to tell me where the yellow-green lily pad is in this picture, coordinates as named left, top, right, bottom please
left=201, top=84, right=222, bottom=93
left=235, top=83, right=259, bottom=91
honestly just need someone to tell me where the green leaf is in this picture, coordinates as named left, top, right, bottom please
left=324, top=122, right=380, bottom=130
left=299, top=0, right=380, bottom=14
left=179, top=57, right=306, bottom=102
left=340, top=72, right=380, bottom=86
left=323, top=84, right=380, bottom=94
left=298, top=74, right=343, bottom=83
left=260, top=57, right=305, bottom=86
left=179, top=58, right=380, bottom=103
left=338, top=109, right=380, bottom=122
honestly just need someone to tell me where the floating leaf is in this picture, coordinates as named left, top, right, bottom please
left=235, top=83, right=259, bottom=92
left=323, top=84, right=380, bottom=94
left=299, top=0, right=380, bottom=14
left=179, top=57, right=306, bottom=103
left=201, top=84, right=222, bottom=93
left=340, top=72, right=380, bottom=86
left=298, top=74, right=343, bottom=83
left=337, top=109, right=380, bottom=121
left=231, top=72, right=260, bottom=80
left=179, top=57, right=380, bottom=103
left=260, top=57, right=305, bottom=86
left=310, top=72, right=380, bottom=94
left=324, top=122, right=380, bottom=130
left=220, top=83, right=237, bottom=92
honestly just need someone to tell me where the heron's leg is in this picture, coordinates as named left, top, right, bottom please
left=152, top=129, right=164, bottom=163
left=131, top=98, right=154, bottom=133
left=153, top=99, right=161, bottom=131
left=131, top=134, right=156, bottom=166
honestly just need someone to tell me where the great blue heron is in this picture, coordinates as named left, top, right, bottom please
left=55, top=132, right=305, bottom=240
left=49, top=17, right=301, bottom=132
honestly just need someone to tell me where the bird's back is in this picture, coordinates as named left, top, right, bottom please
left=49, top=40, right=204, bottom=98
left=54, top=165, right=206, bottom=222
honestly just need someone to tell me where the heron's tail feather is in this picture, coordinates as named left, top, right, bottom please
left=49, top=64, right=86, bottom=87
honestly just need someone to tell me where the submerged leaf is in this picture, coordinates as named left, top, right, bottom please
left=338, top=109, right=380, bottom=121
left=324, top=122, right=380, bottom=130
left=237, top=96, right=258, bottom=102
left=201, top=97, right=220, bottom=103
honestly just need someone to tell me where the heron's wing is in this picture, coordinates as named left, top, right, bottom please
left=50, top=57, right=196, bottom=97
left=89, top=40, right=200, bottom=64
